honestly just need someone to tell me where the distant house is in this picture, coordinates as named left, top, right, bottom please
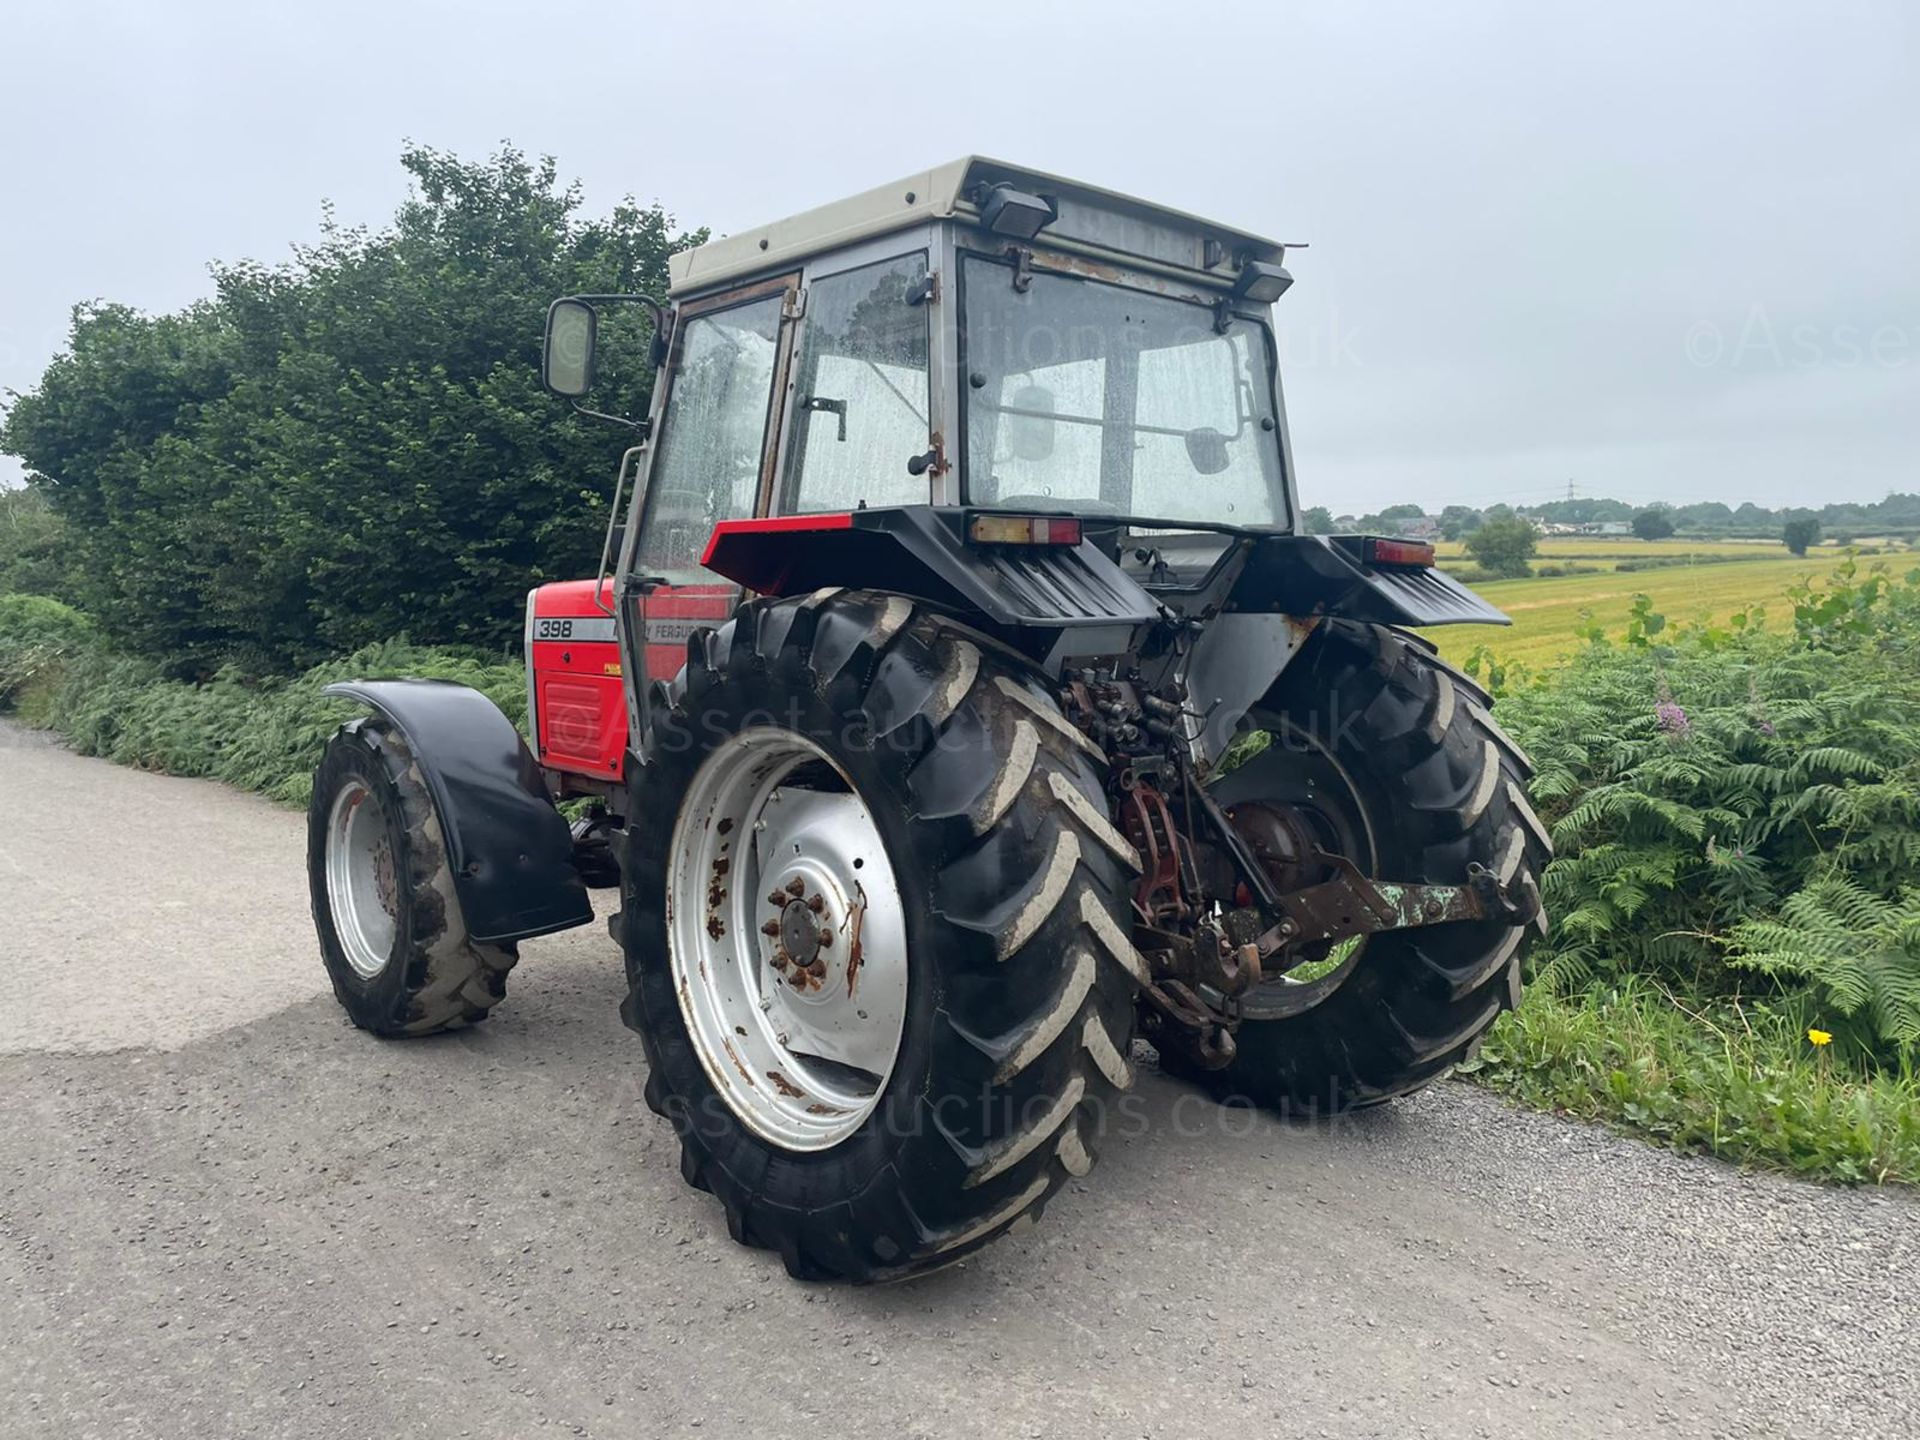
left=1395, top=516, right=1441, bottom=540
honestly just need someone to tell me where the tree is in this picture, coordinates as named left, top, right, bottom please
left=0, top=487, right=80, bottom=600
left=1631, top=509, right=1675, bottom=541
left=1783, top=516, right=1822, bottom=556
left=1377, top=503, right=1424, bottom=521
left=1438, top=504, right=1482, bottom=541
left=1464, top=515, right=1538, bottom=578
left=1, top=143, right=701, bottom=672
left=1301, top=505, right=1336, bottom=535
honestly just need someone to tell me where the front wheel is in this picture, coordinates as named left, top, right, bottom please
left=308, top=718, right=518, bottom=1034
left=616, top=591, right=1143, bottom=1282
left=1203, top=620, right=1550, bottom=1112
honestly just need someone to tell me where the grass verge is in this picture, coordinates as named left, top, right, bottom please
left=1464, top=980, right=1920, bottom=1184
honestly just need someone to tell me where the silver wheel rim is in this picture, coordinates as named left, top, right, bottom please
left=667, top=728, right=911, bottom=1152
left=325, top=779, right=398, bottom=980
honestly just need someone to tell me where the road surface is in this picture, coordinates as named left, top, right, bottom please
left=2, top=719, right=1913, bottom=1439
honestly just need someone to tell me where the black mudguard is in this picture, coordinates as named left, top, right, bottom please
left=322, top=679, right=594, bottom=945
left=1229, top=535, right=1510, bottom=628
left=701, top=506, right=1160, bottom=629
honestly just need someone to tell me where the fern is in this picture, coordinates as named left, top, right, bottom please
left=1730, top=881, right=1920, bottom=1046
left=1495, top=563, right=1920, bottom=1063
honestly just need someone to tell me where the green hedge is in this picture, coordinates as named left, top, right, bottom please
left=1, top=593, right=523, bottom=807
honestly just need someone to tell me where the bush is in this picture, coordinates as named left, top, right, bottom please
left=1, top=143, right=701, bottom=674
left=2, top=594, right=523, bottom=806
left=0, top=593, right=94, bottom=706
left=1631, top=509, right=1676, bottom=541
left=1497, top=565, right=1920, bottom=1057
left=1464, top=515, right=1539, bottom=578
left=0, top=488, right=80, bottom=600
left=1784, top=515, right=1822, bottom=556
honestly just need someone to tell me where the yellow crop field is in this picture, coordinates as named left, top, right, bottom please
left=1431, top=536, right=1794, bottom=570
left=1429, top=552, right=1864, bottom=669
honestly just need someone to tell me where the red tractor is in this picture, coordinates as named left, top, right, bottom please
left=308, top=159, right=1548, bottom=1283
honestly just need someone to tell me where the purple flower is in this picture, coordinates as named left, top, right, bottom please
left=1756, top=718, right=1777, bottom=737
left=1655, top=701, right=1691, bottom=738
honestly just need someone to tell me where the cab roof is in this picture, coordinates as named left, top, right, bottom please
left=666, top=156, right=1288, bottom=297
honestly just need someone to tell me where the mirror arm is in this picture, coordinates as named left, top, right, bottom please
left=569, top=401, right=652, bottom=436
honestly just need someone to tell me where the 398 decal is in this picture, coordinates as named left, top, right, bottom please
left=535, top=618, right=574, bottom=640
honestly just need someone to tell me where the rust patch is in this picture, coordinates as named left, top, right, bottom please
left=766, top=1069, right=805, bottom=1098
left=712, top=855, right=731, bottom=877
left=722, top=1038, right=757, bottom=1087
left=843, top=879, right=868, bottom=997
left=716, top=816, right=735, bottom=835
left=706, top=914, right=725, bottom=940
left=805, top=1102, right=847, bottom=1117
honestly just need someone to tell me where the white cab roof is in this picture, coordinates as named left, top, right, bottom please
left=667, top=156, right=1286, bottom=296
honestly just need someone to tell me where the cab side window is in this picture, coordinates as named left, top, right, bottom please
left=781, top=252, right=930, bottom=514
left=637, top=294, right=783, bottom=583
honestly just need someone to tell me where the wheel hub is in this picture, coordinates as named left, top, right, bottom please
left=667, top=728, right=909, bottom=1152
left=763, top=864, right=849, bottom=995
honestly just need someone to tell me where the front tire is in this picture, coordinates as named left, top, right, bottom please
left=1204, top=620, right=1550, bottom=1112
left=616, top=590, right=1144, bottom=1282
left=308, top=719, right=519, bottom=1035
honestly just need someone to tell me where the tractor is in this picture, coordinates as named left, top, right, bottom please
left=307, top=158, right=1549, bottom=1283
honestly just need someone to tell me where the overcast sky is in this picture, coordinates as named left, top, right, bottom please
left=3, top=0, right=1914, bottom=513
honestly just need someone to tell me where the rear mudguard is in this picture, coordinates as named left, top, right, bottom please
left=1228, top=535, right=1510, bottom=628
left=701, top=507, right=1160, bottom=629
left=322, top=680, right=594, bottom=945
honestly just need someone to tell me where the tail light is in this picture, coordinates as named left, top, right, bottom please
left=968, top=514, right=1083, bottom=547
left=1363, top=538, right=1435, bottom=568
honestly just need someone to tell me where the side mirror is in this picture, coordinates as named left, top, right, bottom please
left=543, top=299, right=598, bottom=398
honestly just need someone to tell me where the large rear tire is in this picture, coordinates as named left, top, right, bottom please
left=1202, top=620, right=1550, bottom=1112
left=615, top=590, right=1143, bottom=1282
left=308, top=719, right=519, bottom=1035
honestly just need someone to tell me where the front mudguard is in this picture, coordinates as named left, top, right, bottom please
left=322, top=679, right=593, bottom=944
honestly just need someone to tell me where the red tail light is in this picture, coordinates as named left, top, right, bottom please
left=1363, top=538, right=1435, bottom=568
left=968, top=514, right=1083, bottom=546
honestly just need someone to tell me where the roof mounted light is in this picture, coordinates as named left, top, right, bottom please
left=978, top=183, right=1055, bottom=240
left=1232, top=260, right=1293, bottom=303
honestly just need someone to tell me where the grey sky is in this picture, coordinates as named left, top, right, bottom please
left=3, top=0, right=1914, bottom=514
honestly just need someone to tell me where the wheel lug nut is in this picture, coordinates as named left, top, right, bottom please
left=766, top=891, right=788, bottom=908
left=770, top=951, right=789, bottom=971
left=785, top=878, right=807, bottom=898
left=806, top=959, right=827, bottom=979
left=817, top=928, right=833, bottom=948
left=761, top=919, right=782, bottom=937
left=807, top=893, right=825, bottom=913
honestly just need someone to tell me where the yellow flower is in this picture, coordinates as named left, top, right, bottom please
left=1807, top=1028, right=1833, bottom=1047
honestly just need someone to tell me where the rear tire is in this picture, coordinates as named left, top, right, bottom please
left=1202, top=619, right=1549, bottom=1112
left=308, top=718, right=519, bottom=1035
left=616, top=590, right=1143, bottom=1282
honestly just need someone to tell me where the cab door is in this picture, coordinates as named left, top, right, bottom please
left=627, top=275, right=800, bottom=686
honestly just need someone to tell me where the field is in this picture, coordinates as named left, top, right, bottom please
left=1432, top=536, right=1795, bottom=570
left=1430, top=543, right=1875, bottom=668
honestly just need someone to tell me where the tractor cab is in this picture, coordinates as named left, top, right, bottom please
left=529, top=157, right=1308, bottom=798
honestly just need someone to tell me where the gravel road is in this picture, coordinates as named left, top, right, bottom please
left=2, top=718, right=1914, bottom=1439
